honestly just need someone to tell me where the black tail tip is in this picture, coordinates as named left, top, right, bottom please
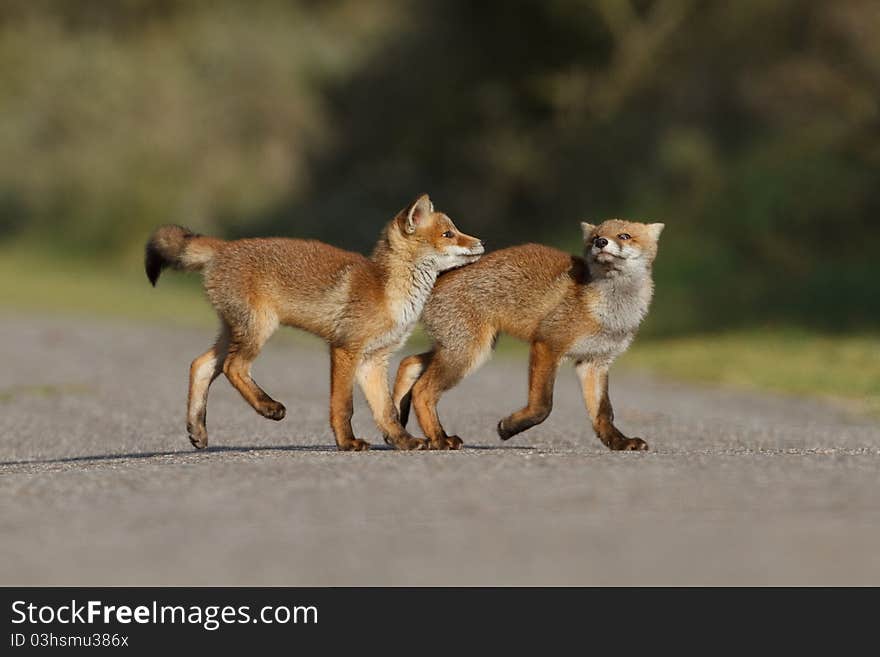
left=144, top=242, right=165, bottom=286
left=398, top=390, right=412, bottom=428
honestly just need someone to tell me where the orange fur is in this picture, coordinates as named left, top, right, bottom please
left=147, top=194, right=483, bottom=451
left=395, top=219, right=663, bottom=450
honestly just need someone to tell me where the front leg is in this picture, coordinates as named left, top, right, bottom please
left=357, top=352, right=426, bottom=450
left=575, top=359, right=648, bottom=451
left=330, top=347, right=370, bottom=451
left=497, top=341, right=560, bottom=441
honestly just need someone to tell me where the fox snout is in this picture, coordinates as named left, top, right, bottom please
left=432, top=231, right=484, bottom=272
left=459, top=234, right=485, bottom=255
left=591, top=236, right=622, bottom=263
left=448, top=233, right=485, bottom=260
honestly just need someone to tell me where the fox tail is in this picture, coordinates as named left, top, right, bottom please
left=145, top=225, right=222, bottom=286
left=393, top=353, right=432, bottom=426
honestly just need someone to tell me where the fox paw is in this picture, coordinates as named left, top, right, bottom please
left=385, top=434, right=428, bottom=451
left=338, top=438, right=371, bottom=452
left=258, top=401, right=286, bottom=421
left=186, top=424, right=209, bottom=450
left=497, top=419, right=516, bottom=441
left=609, top=437, right=649, bottom=451
left=429, top=436, right=463, bottom=450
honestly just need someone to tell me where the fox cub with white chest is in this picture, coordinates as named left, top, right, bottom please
left=394, top=219, right=663, bottom=450
left=146, top=194, right=484, bottom=451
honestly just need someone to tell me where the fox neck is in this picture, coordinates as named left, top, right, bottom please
left=586, top=265, right=655, bottom=333
left=371, top=232, right=438, bottom=328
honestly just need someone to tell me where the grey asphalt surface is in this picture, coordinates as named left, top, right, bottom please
left=1, top=313, right=879, bottom=585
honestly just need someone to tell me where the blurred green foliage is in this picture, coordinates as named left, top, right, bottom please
left=0, top=0, right=400, bottom=255
left=1, top=0, right=878, bottom=334
left=617, top=330, right=880, bottom=415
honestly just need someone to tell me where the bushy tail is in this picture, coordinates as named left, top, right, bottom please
left=393, top=353, right=431, bottom=426
left=145, top=225, right=222, bottom=286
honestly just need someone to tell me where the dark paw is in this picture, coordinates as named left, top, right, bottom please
left=497, top=419, right=515, bottom=441
left=186, top=423, right=208, bottom=450
left=609, top=437, right=649, bottom=451
left=428, top=435, right=464, bottom=450
left=339, top=438, right=371, bottom=452
left=387, top=434, right=428, bottom=451
left=260, top=401, right=287, bottom=421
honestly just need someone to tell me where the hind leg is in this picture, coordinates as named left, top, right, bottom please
left=497, top=341, right=561, bottom=441
left=223, top=314, right=286, bottom=421
left=186, top=323, right=231, bottom=449
left=411, top=335, right=494, bottom=450
left=411, top=352, right=467, bottom=450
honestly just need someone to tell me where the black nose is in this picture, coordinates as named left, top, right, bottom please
left=478, top=240, right=485, bottom=248
left=595, top=237, right=608, bottom=249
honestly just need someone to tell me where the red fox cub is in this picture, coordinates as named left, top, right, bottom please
left=394, top=219, right=663, bottom=451
left=145, top=194, right=484, bottom=451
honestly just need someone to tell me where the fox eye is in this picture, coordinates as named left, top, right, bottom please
left=442, top=230, right=455, bottom=238
left=618, top=233, right=631, bottom=240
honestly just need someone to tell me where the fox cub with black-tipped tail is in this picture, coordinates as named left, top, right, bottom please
left=393, top=219, right=663, bottom=451
left=145, top=194, right=484, bottom=451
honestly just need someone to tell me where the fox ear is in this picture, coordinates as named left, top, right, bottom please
left=403, top=194, right=433, bottom=234
left=646, top=223, right=665, bottom=241
left=580, top=222, right=596, bottom=240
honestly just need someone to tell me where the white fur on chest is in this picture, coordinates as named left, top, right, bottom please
left=365, top=262, right=437, bottom=355
left=391, top=262, right=436, bottom=327
left=364, top=319, right=418, bottom=356
left=566, top=276, right=652, bottom=362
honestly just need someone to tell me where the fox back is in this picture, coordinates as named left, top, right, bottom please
left=422, top=219, right=664, bottom=359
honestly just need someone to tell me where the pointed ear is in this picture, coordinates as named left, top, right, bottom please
left=580, top=222, right=596, bottom=240
left=403, top=194, right=433, bottom=234
left=646, top=223, right=665, bottom=241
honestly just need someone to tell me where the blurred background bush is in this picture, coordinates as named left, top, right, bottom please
left=1, top=0, right=877, bottom=405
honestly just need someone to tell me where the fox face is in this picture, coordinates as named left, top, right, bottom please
left=581, top=219, right=664, bottom=278
left=396, top=194, right=484, bottom=272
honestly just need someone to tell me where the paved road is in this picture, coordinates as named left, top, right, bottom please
left=1, top=314, right=879, bottom=585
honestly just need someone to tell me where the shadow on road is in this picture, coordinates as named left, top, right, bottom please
left=0, top=444, right=335, bottom=468
left=0, top=443, right=535, bottom=468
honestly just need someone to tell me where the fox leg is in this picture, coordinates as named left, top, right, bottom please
left=411, top=344, right=490, bottom=450
left=330, top=346, right=370, bottom=451
left=497, top=341, right=560, bottom=441
left=393, top=352, right=431, bottom=427
left=575, top=359, right=648, bottom=451
left=186, top=323, right=231, bottom=449
left=357, top=351, right=426, bottom=450
left=410, top=352, right=465, bottom=450
left=411, top=333, right=495, bottom=450
left=222, top=314, right=286, bottom=422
